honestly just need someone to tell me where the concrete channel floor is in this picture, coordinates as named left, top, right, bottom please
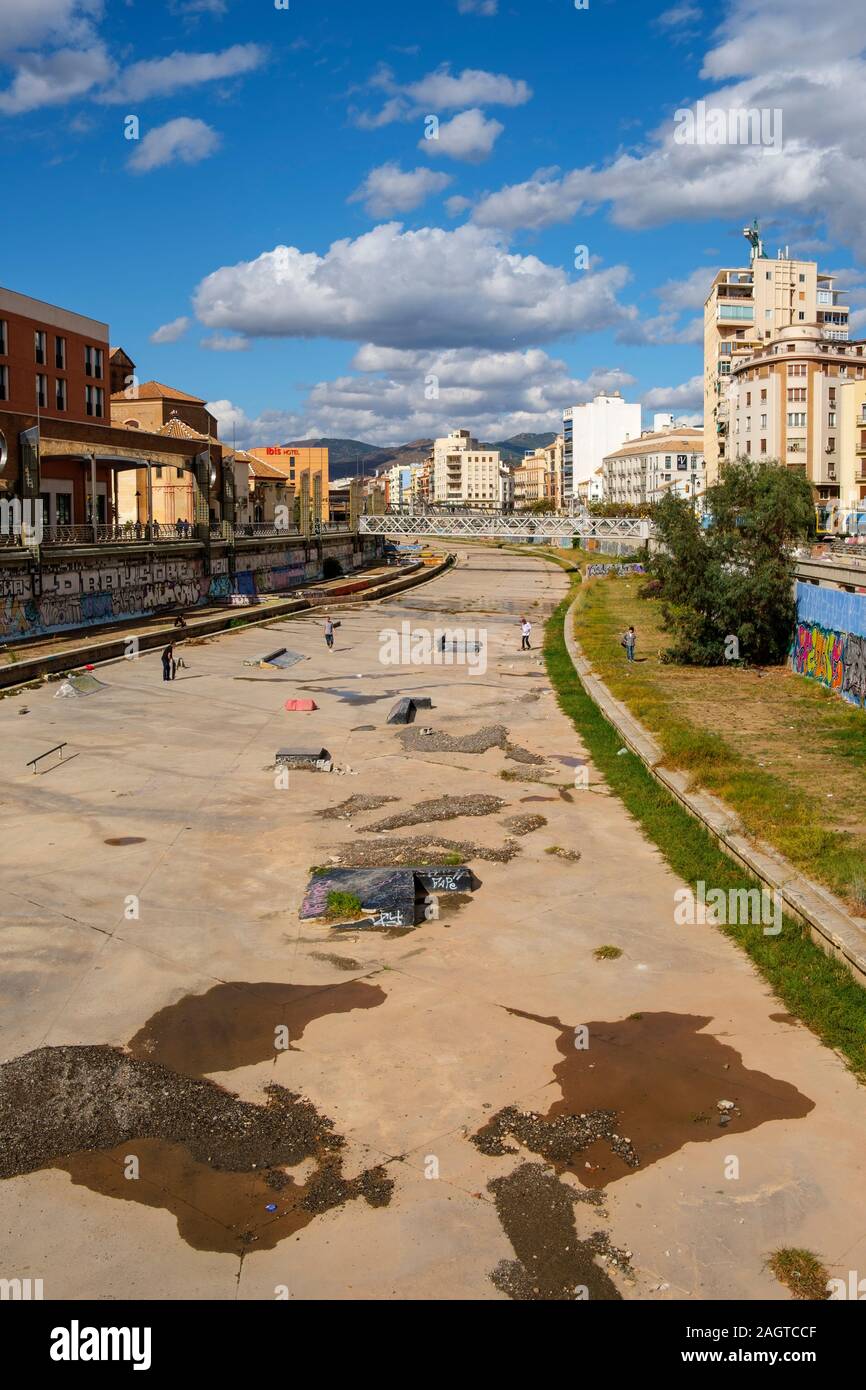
left=1, top=548, right=864, bottom=1301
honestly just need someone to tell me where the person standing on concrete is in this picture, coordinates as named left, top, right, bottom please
left=323, top=615, right=335, bottom=650
left=623, top=626, right=636, bottom=663
left=161, top=644, right=174, bottom=682
left=520, top=616, right=531, bottom=650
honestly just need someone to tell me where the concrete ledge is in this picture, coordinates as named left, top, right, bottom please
left=0, top=555, right=454, bottom=693
left=563, top=593, right=866, bottom=986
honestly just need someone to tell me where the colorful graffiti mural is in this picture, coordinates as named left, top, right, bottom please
left=0, top=539, right=374, bottom=641
left=586, top=563, right=645, bottom=578
left=792, top=582, right=866, bottom=709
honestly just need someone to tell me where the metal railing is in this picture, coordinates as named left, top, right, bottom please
left=39, top=522, right=199, bottom=546
left=359, top=510, right=653, bottom=541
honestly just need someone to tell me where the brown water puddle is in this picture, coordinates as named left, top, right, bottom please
left=104, top=836, right=146, bottom=846
left=1, top=980, right=392, bottom=1257
left=128, top=979, right=385, bottom=1076
left=58, top=1135, right=391, bottom=1257
left=475, top=1010, right=813, bottom=1189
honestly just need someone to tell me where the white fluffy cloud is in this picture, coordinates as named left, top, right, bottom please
left=201, top=333, right=249, bottom=351
left=348, top=163, right=452, bottom=217
left=353, top=63, right=531, bottom=128
left=0, top=44, right=110, bottom=112
left=127, top=117, right=220, bottom=172
left=420, top=108, right=503, bottom=163
left=642, top=375, right=704, bottom=412
left=470, top=0, right=866, bottom=259
left=0, top=0, right=101, bottom=56
left=150, top=315, right=191, bottom=344
left=457, top=0, right=498, bottom=14
left=208, top=350, right=637, bottom=449
left=98, top=42, right=265, bottom=103
left=193, top=222, right=635, bottom=350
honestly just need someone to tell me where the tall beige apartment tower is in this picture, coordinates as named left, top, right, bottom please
left=703, top=222, right=849, bottom=484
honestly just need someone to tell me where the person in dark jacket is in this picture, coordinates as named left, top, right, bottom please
left=161, top=644, right=174, bottom=682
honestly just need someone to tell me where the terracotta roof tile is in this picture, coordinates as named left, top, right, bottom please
left=109, top=380, right=206, bottom=403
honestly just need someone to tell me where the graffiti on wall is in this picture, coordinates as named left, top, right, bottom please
left=586, top=563, right=645, bottom=578
left=791, top=623, right=866, bottom=708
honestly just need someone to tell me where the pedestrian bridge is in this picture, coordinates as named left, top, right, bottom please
left=359, top=511, right=652, bottom=542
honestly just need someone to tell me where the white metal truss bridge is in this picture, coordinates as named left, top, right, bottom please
left=358, top=511, right=652, bottom=542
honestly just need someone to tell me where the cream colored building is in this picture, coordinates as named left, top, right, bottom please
left=431, top=428, right=511, bottom=508
left=726, top=324, right=866, bottom=499
left=704, top=231, right=849, bottom=483
left=513, top=435, right=563, bottom=509
left=603, top=427, right=704, bottom=507
left=837, top=379, right=866, bottom=508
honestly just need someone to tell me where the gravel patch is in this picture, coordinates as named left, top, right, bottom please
left=398, top=723, right=544, bottom=765
left=321, top=835, right=521, bottom=867
left=317, top=795, right=398, bottom=821
left=500, top=814, right=547, bottom=836
left=363, top=794, right=505, bottom=832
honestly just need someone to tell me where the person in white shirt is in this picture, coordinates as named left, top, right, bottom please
left=520, top=616, right=531, bottom=650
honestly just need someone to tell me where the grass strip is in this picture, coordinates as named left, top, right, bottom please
left=544, top=582, right=866, bottom=1079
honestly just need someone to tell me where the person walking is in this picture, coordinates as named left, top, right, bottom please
left=622, top=625, right=637, bottom=663
left=323, top=615, right=335, bottom=650
left=520, top=616, right=531, bottom=651
left=161, top=643, right=174, bottom=682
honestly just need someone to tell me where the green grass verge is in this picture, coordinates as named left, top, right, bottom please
left=574, top=575, right=866, bottom=907
left=544, top=582, right=866, bottom=1079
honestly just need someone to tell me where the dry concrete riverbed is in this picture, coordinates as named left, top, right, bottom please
left=1, top=548, right=865, bottom=1300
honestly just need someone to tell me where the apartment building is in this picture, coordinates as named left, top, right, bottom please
left=837, top=379, right=866, bottom=507
left=602, top=427, right=704, bottom=507
left=430, top=428, right=511, bottom=508
left=0, top=285, right=109, bottom=426
left=513, top=435, right=563, bottom=509
left=248, top=445, right=330, bottom=521
left=562, top=392, right=641, bottom=500
left=726, top=324, right=866, bottom=499
left=704, top=228, right=849, bottom=483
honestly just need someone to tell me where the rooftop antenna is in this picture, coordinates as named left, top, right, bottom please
left=742, top=218, right=763, bottom=262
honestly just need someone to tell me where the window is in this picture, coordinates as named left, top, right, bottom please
left=761, top=389, right=767, bottom=401
left=36, top=373, right=47, bottom=408
left=787, top=412, right=807, bottom=427
left=745, top=441, right=751, bottom=455
left=760, top=439, right=767, bottom=454
left=798, top=312, right=805, bottom=321
left=761, top=414, right=767, bottom=428
left=788, top=388, right=806, bottom=402
left=0, top=364, right=7, bottom=400
left=155, top=466, right=163, bottom=479
left=55, top=336, right=66, bottom=370
left=828, top=411, right=837, bottom=427
left=176, top=468, right=183, bottom=479
left=85, top=384, right=103, bottom=417
left=828, top=438, right=836, bottom=452
left=55, top=377, right=66, bottom=411
left=788, top=363, right=807, bottom=376
left=0, top=320, right=6, bottom=355
left=719, top=342, right=732, bottom=356
left=746, top=392, right=751, bottom=405
left=799, top=273, right=806, bottom=283
left=35, top=330, right=46, bottom=364
left=85, top=345, right=103, bottom=377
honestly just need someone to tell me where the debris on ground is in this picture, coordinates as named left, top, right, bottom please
left=473, top=1104, right=640, bottom=1173
left=397, top=723, right=544, bottom=764
left=317, top=795, right=398, bottom=821
left=319, top=835, right=521, bottom=868
left=545, top=846, right=582, bottom=862
left=487, top=1162, right=628, bottom=1301
left=500, top=814, right=547, bottom=836
left=363, top=794, right=504, bottom=832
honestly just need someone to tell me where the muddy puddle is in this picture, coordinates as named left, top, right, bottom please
left=128, top=979, right=386, bottom=1076
left=104, top=836, right=146, bottom=846
left=0, top=981, right=392, bottom=1257
left=474, top=1010, right=813, bottom=1189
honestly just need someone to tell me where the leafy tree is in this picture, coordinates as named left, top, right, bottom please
left=527, top=498, right=555, bottom=514
left=649, top=459, right=814, bottom=665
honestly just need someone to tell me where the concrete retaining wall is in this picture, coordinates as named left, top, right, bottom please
left=0, top=534, right=377, bottom=643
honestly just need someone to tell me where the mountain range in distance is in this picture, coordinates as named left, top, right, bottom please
left=282, top=433, right=557, bottom=472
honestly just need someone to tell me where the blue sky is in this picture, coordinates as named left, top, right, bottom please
left=1, top=0, right=863, bottom=445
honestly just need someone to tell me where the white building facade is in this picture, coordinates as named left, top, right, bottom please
left=430, top=428, right=510, bottom=508
left=602, top=427, right=704, bottom=507
left=562, top=392, right=642, bottom=501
